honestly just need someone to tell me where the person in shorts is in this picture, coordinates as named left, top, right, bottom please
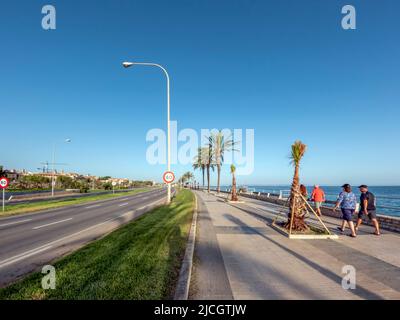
left=310, top=185, right=325, bottom=216
left=333, top=184, right=357, bottom=237
left=355, top=185, right=381, bottom=235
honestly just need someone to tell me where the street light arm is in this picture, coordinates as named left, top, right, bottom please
left=126, top=62, right=170, bottom=82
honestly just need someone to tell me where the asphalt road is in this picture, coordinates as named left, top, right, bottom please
left=0, top=187, right=168, bottom=287
left=5, top=188, right=144, bottom=205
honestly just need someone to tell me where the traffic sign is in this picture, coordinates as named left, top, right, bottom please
left=112, top=181, right=117, bottom=186
left=163, top=171, right=175, bottom=184
left=0, top=177, right=9, bottom=189
left=1, top=177, right=9, bottom=212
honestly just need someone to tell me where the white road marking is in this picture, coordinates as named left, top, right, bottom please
left=0, top=219, right=32, bottom=227
left=137, top=204, right=153, bottom=211
left=0, top=245, right=54, bottom=268
left=0, top=198, right=164, bottom=269
left=118, top=203, right=129, bottom=207
left=33, top=218, right=73, bottom=230
left=85, top=204, right=101, bottom=209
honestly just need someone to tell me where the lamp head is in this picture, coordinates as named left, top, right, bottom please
left=122, top=62, right=134, bottom=68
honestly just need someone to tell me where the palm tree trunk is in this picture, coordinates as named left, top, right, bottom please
left=231, top=173, right=238, bottom=201
left=286, top=164, right=308, bottom=232
left=202, top=167, right=205, bottom=189
left=207, top=165, right=210, bottom=192
left=217, top=164, right=221, bottom=193
left=290, top=165, right=300, bottom=210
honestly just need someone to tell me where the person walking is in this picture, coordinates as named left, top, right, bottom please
left=333, top=184, right=357, bottom=237
left=300, top=184, right=308, bottom=199
left=310, top=185, right=325, bottom=216
left=355, top=185, right=381, bottom=235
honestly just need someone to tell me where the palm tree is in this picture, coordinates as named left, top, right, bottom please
left=187, top=172, right=194, bottom=188
left=180, top=171, right=194, bottom=187
left=192, top=147, right=207, bottom=189
left=230, top=164, right=238, bottom=201
left=204, top=142, right=214, bottom=193
left=208, top=131, right=237, bottom=193
left=285, top=140, right=308, bottom=232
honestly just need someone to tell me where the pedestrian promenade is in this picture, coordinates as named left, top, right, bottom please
left=190, top=191, right=400, bottom=300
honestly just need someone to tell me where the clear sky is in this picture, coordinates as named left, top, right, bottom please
left=1, top=0, right=399, bottom=186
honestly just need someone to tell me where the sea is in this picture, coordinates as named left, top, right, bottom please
left=216, top=185, right=400, bottom=217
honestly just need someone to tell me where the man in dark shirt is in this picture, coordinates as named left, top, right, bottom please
left=355, top=185, right=381, bottom=235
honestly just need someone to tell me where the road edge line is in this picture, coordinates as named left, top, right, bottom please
left=174, top=191, right=198, bottom=300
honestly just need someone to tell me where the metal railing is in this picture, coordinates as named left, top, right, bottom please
left=201, top=187, right=400, bottom=214
left=240, top=189, right=400, bottom=214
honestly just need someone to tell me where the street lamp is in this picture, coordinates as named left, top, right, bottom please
left=122, top=61, right=171, bottom=204
left=51, top=138, right=71, bottom=197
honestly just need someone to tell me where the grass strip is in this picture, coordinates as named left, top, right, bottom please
left=0, top=189, right=194, bottom=300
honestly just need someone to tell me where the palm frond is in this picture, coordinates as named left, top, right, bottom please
left=289, top=140, right=307, bottom=166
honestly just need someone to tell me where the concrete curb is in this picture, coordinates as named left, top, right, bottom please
left=174, top=192, right=198, bottom=300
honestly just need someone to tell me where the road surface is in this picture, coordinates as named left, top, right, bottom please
left=0, top=188, right=168, bottom=287
left=5, top=188, right=145, bottom=205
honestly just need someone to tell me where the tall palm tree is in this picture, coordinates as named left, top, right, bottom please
left=208, top=131, right=237, bottom=193
left=204, top=142, right=214, bottom=193
left=286, top=140, right=308, bottom=232
left=192, top=147, right=207, bottom=189
left=230, top=164, right=238, bottom=201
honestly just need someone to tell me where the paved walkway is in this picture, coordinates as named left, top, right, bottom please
left=190, top=191, right=400, bottom=300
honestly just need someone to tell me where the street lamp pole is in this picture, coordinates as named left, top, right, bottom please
left=51, top=139, right=71, bottom=197
left=51, top=143, right=56, bottom=197
left=122, top=61, right=171, bottom=204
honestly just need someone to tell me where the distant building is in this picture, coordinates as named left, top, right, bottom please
left=3, top=169, right=21, bottom=181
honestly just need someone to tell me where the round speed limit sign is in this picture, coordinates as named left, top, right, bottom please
left=0, top=177, right=9, bottom=189
left=163, top=171, right=175, bottom=184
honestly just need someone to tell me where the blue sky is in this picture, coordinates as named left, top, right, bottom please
left=1, top=0, right=399, bottom=186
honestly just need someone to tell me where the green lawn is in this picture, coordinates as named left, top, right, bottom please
left=1, top=188, right=152, bottom=217
left=0, top=189, right=194, bottom=300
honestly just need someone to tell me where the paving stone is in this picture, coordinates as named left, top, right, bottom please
left=191, top=191, right=400, bottom=300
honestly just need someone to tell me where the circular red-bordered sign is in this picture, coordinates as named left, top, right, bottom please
left=0, top=177, right=9, bottom=189
left=163, top=171, right=175, bottom=184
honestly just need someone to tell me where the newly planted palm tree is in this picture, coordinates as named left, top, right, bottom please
left=230, top=164, right=238, bottom=201
left=208, top=131, right=237, bottom=193
left=285, top=141, right=309, bottom=232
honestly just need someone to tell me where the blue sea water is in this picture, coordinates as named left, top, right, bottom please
left=217, top=185, right=400, bottom=217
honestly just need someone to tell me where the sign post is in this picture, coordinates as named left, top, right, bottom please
left=112, top=181, right=117, bottom=194
left=0, top=177, right=10, bottom=212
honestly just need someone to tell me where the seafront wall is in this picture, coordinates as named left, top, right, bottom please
left=208, top=189, right=400, bottom=233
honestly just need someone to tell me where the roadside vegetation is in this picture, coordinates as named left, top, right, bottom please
left=0, top=188, right=152, bottom=217
left=0, top=189, right=195, bottom=300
